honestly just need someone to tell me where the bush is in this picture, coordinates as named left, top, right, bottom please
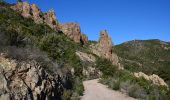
left=99, top=69, right=170, bottom=100
left=73, top=77, right=84, bottom=96
left=96, top=57, right=118, bottom=77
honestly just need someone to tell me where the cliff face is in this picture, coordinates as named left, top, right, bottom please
left=0, top=53, right=63, bottom=100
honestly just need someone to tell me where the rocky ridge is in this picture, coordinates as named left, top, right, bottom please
left=0, top=53, right=63, bottom=100
left=11, top=2, right=88, bottom=44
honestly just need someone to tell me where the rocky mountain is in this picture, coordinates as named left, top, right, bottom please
left=0, top=1, right=170, bottom=100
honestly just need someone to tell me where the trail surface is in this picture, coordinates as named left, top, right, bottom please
left=81, top=79, right=137, bottom=100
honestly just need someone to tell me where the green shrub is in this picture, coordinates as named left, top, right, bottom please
left=73, top=77, right=84, bottom=96
left=96, top=57, right=118, bottom=77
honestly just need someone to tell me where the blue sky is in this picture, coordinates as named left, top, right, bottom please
left=6, top=0, right=170, bottom=44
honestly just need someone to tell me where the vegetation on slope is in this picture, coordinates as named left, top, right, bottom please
left=0, top=1, right=84, bottom=99
left=96, top=57, right=170, bottom=100
left=115, top=40, right=170, bottom=86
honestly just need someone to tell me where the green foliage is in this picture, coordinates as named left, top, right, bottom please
left=0, top=3, right=84, bottom=77
left=100, top=69, right=170, bottom=99
left=115, top=40, right=170, bottom=87
left=38, top=33, right=83, bottom=76
left=0, top=3, right=85, bottom=99
left=73, top=77, right=84, bottom=96
left=96, top=57, right=118, bottom=77
left=96, top=55, right=170, bottom=99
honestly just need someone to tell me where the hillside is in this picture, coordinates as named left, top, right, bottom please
left=0, top=1, right=170, bottom=100
left=115, top=40, right=170, bottom=85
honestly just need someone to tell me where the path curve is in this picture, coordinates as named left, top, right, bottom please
left=81, top=79, right=137, bottom=100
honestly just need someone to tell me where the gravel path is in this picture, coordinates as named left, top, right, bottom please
left=81, top=79, right=137, bottom=100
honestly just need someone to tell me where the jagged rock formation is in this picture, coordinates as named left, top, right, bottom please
left=134, top=72, right=168, bottom=87
left=21, top=2, right=31, bottom=18
left=31, top=4, right=43, bottom=24
left=59, top=23, right=81, bottom=43
left=11, top=2, right=59, bottom=31
left=59, top=23, right=88, bottom=43
left=90, top=30, right=122, bottom=68
left=44, top=10, right=59, bottom=31
left=10, top=2, right=23, bottom=12
left=11, top=2, right=88, bottom=44
left=0, top=53, right=63, bottom=100
left=80, top=34, right=88, bottom=44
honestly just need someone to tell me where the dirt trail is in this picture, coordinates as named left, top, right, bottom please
left=81, top=79, right=137, bottom=100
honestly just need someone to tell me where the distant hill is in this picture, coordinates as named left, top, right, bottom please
left=115, top=39, right=170, bottom=85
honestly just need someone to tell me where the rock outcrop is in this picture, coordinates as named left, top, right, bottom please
left=10, top=2, right=23, bottom=12
left=90, top=30, right=121, bottom=68
left=60, top=23, right=88, bottom=43
left=134, top=72, right=168, bottom=87
left=0, top=53, right=63, bottom=100
left=11, top=2, right=59, bottom=30
left=44, top=10, right=59, bottom=31
left=31, top=4, right=43, bottom=24
left=21, top=2, right=31, bottom=18
left=80, top=34, right=88, bottom=44
left=76, top=51, right=96, bottom=63
left=11, top=2, right=88, bottom=44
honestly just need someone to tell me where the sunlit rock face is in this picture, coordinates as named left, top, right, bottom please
left=11, top=2, right=31, bottom=18
left=21, top=2, right=31, bottom=18
left=90, top=30, right=121, bottom=68
left=0, top=53, right=63, bottom=100
left=11, top=2, right=89, bottom=44
left=59, top=23, right=81, bottom=43
left=134, top=72, right=168, bottom=87
left=44, top=10, right=59, bottom=31
left=31, top=4, right=43, bottom=24
left=59, top=23, right=89, bottom=43
left=10, top=2, right=23, bottom=12
left=80, top=34, right=88, bottom=44
left=11, top=2, right=59, bottom=30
